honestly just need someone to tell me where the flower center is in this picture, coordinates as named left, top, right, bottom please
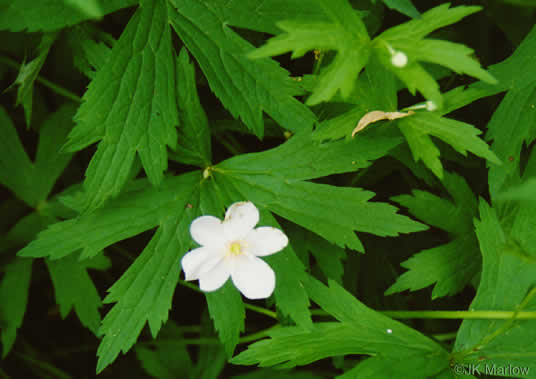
left=229, top=241, right=243, bottom=256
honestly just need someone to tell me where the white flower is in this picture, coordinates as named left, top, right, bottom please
left=181, top=201, right=288, bottom=299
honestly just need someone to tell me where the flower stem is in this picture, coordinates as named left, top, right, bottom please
left=178, top=279, right=278, bottom=319
left=0, top=55, right=82, bottom=103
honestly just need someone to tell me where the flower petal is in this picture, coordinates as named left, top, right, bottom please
left=223, top=201, right=259, bottom=240
left=181, top=247, right=224, bottom=281
left=244, top=227, right=288, bottom=257
left=199, top=261, right=231, bottom=292
left=231, top=255, right=275, bottom=300
left=190, top=215, right=226, bottom=247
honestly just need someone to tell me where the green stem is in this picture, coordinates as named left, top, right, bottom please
left=142, top=325, right=279, bottom=346
left=0, top=55, right=82, bottom=103
left=178, top=279, right=278, bottom=319
left=312, top=308, right=536, bottom=319
left=382, top=310, right=536, bottom=319
left=243, top=303, right=278, bottom=320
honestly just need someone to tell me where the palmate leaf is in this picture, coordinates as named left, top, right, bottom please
left=249, top=0, right=371, bottom=105
left=64, top=0, right=179, bottom=212
left=0, top=0, right=138, bottom=32
left=373, top=4, right=496, bottom=109
left=385, top=235, right=480, bottom=299
left=18, top=172, right=202, bottom=373
left=397, top=112, right=501, bottom=179
left=387, top=172, right=481, bottom=299
left=46, top=254, right=103, bottom=335
left=484, top=27, right=536, bottom=198
left=452, top=200, right=536, bottom=376
left=430, top=26, right=536, bottom=197
left=215, top=133, right=426, bottom=253
left=232, top=278, right=451, bottom=378
left=96, top=174, right=199, bottom=373
left=6, top=206, right=105, bottom=339
left=168, top=0, right=317, bottom=138
left=0, top=104, right=76, bottom=207
left=172, top=48, right=212, bottom=167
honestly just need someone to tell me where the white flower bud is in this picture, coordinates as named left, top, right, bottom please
left=425, top=100, right=437, bottom=111
left=391, top=51, right=408, bottom=68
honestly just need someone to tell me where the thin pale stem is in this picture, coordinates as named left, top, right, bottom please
left=311, top=308, right=536, bottom=319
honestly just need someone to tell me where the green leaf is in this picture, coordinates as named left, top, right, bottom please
left=249, top=0, right=371, bottom=105
left=218, top=132, right=403, bottom=181
left=377, top=4, right=481, bottom=44
left=64, top=0, right=103, bottom=18
left=96, top=175, right=199, bottom=373
left=487, top=86, right=536, bottom=198
left=441, top=25, right=536, bottom=116
left=397, top=112, right=501, bottom=179
left=67, top=25, right=113, bottom=79
left=18, top=172, right=199, bottom=258
left=46, top=254, right=102, bottom=335
left=191, top=311, right=227, bottom=379
left=403, top=39, right=496, bottom=84
left=0, top=258, right=32, bottom=358
left=286, top=223, right=346, bottom=284
left=391, top=172, right=477, bottom=235
left=388, top=172, right=481, bottom=298
left=313, top=56, right=398, bottom=141
left=215, top=134, right=426, bottom=253
left=0, top=104, right=76, bottom=207
left=12, top=32, right=56, bottom=127
left=0, top=106, right=35, bottom=205
left=373, top=4, right=494, bottom=108
left=64, top=0, right=179, bottom=212
left=261, top=212, right=312, bottom=329
left=381, top=0, right=420, bottom=19
left=208, top=0, right=328, bottom=35
left=33, top=103, right=77, bottom=202
left=168, top=0, right=316, bottom=138
left=0, top=0, right=138, bottom=32
left=173, top=47, right=212, bottom=167
left=496, top=178, right=536, bottom=202
left=205, top=280, right=245, bottom=357
left=232, top=278, right=450, bottom=378
left=385, top=234, right=480, bottom=299
left=452, top=200, right=536, bottom=375
left=135, top=322, right=193, bottom=379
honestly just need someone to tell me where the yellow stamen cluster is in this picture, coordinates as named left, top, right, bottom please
left=229, top=241, right=243, bottom=256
